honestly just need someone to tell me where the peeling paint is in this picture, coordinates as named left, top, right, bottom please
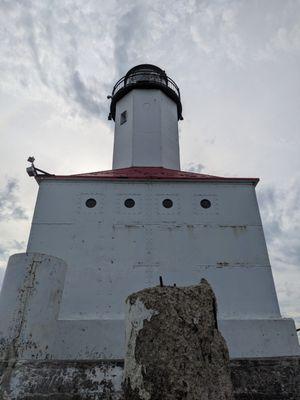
left=124, top=299, right=158, bottom=400
left=0, top=360, right=124, bottom=399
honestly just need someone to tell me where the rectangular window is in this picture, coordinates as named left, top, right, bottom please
left=120, top=110, right=127, bottom=125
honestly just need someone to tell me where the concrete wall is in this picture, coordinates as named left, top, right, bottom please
left=0, top=253, right=66, bottom=361
left=24, top=179, right=300, bottom=358
left=0, top=253, right=298, bottom=398
left=231, top=356, right=300, bottom=400
left=1, top=357, right=299, bottom=399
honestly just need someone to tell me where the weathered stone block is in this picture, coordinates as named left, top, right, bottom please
left=231, top=356, right=300, bottom=400
left=123, top=279, right=234, bottom=400
left=0, top=360, right=123, bottom=400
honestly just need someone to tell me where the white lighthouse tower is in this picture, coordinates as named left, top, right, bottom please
left=109, top=64, right=182, bottom=170
left=0, top=64, right=299, bottom=398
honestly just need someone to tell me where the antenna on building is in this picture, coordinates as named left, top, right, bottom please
left=159, top=276, right=164, bottom=287
left=26, top=156, right=54, bottom=180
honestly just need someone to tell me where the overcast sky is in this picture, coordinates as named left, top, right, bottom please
left=0, top=0, right=299, bottom=329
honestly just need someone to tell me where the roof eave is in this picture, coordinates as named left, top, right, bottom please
left=36, top=175, right=259, bottom=186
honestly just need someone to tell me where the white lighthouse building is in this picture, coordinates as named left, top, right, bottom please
left=0, top=64, right=299, bottom=398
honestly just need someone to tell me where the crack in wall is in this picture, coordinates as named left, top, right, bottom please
left=0, top=257, right=41, bottom=398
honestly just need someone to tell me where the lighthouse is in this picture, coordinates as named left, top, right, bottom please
left=0, top=64, right=299, bottom=398
left=109, top=64, right=182, bottom=170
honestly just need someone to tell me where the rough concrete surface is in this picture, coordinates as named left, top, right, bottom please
left=0, top=360, right=123, bottom=400
left=123, top=279, right=234, bottom=400
left=231, top=356, right=300, bottom=400
left=0, top=357, right=299, bottom=399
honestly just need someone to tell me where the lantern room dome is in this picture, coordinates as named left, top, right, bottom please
left=108, top=64, right=183, bottom=121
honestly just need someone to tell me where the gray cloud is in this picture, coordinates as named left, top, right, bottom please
left=0, top=244, right=7, bottom=260
left=257, top=179, right=300, bottom=324
left=258, top=186, right=282, bottom=243
left=72, top=70, right=107, bottom=117
left=1, top=0, right=300, bottom=119
left=0, top=240, right=26, bottom=290
left=113, top=2, right=149, bottom=77
left=258, top=179, right=300, bottom=267
left=185, top=162, right=205, bottom=173
left=0, top=240, right=25, bottom=261
left=0, top=0, right=114, bottom=119
left=0, top=179, right=28, bottom=221
left=258, top=178, right=300, bottom=248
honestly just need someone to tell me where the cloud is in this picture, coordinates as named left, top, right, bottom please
left=258, top=178, right=300, bottom=267
left=258, top=178, right=300, bottom=322
left=0, top=240, right=25, bottom=261
left=0, top=0, right=115, bottom=119
left=0, top=178, right=28, bottom=221
left=0, top=0, right=300, bottom=328
left=271, top=23, right=300, bottom=53
left=1, top=0, right=300, bottom=121
left=72, top=70, right=107, bottom=117
left=113, top=3, right=144, bottom=77
left=0, top=240, right=26, bottom=290
left=0, top=244, right=7, bottom=260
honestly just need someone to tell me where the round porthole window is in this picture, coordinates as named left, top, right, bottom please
left=124, top=198, right=135, bottom=208
left=162, top=198, right=173, bottom=208
left=200, top=199, right=211, bottom=209
left=85, top=198, right=97, bottom=208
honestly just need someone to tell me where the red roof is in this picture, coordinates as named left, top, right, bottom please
left=37, top=167, right=259, bottom=185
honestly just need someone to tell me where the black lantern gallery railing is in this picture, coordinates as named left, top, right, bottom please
left=108, top=64, right=183, bottom=121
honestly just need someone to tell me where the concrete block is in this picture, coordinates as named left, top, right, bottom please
left=123, top=279, right=234, bottom=400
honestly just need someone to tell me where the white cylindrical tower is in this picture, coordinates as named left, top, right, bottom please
left=109, top=64, right=183, bottom=170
